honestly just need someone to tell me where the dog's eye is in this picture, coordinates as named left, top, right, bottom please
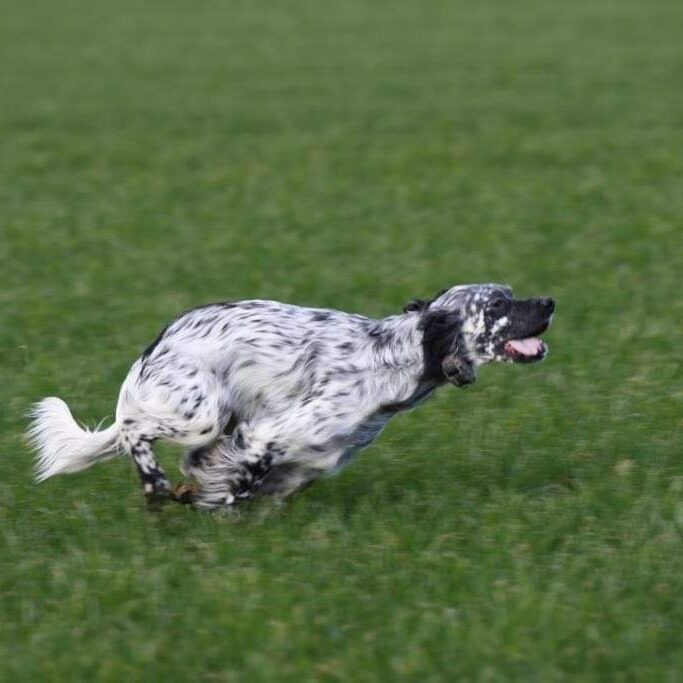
left=489, top=298, right=507, bottom=314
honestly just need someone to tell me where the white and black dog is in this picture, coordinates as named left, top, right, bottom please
left=28, top=284, right=554, bottom=509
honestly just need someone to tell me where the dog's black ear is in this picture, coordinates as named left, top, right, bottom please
left=419, top=308, right=476, bottom=387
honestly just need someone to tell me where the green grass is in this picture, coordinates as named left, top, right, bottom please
left=2, top=0, right=683, bottom=679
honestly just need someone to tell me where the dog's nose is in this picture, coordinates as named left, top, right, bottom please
left=540, top=297, right=556, bottom=314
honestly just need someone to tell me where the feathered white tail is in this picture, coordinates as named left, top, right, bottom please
left=27, top=397, right=120, bottom=482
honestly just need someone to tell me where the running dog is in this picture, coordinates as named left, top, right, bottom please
left=28, top=284, right=555, bottom=509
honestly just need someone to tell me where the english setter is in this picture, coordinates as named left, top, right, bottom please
left=28, top=284, right=555, bottom=509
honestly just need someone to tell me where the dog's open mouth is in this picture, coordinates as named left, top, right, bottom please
left=503, top=320, right=550, bottom=363
left=504, top=337, right=547, bottom=363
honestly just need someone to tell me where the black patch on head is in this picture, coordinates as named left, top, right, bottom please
left=504, top=298, right=555, bottom=342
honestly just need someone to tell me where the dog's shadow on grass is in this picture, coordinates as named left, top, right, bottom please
left=145, top=447, right=578, bottom=529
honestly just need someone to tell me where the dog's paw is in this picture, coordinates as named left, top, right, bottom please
left=143, top=479, right=172, bottom=509
left=170, top=482, right=197, bottom=505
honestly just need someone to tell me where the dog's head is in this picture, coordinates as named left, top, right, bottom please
left=408, top=284, right=555, bottom=387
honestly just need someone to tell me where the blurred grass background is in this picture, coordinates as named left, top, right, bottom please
left=1, top=0, right=683, bottom=679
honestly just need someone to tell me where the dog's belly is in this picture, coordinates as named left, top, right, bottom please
left=284, top=411, right=393, bottom=474
left=333, top=413, right=392, bottom=469
left=257, top=416, right=389, bottom=495
left=327, top=387, right=437, bottom=470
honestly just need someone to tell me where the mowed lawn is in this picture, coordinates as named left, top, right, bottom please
left=2, top=0, right=683, bottom=679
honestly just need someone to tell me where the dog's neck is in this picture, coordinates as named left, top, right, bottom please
left=369, top=308, right=475, bottom=389
left=367, top=313, right=428, bottom=374
left=362, top=313, right=442, bottom=408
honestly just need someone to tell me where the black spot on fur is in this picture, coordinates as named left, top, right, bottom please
left=187, top=446, right=210, bottom=467
left=143, top=301, right=238, bottom=360
left=234, top=429, right=245, bottom=449
left=223, top=413, right=239, bottom=435
left=141, top=324, right=170, bottom=360
left=365, top=321, right=396, bottom=350
left=312, top=311, right=331, bottom=322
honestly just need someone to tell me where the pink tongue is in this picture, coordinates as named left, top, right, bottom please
left=507, top=338, right=541, bottom=356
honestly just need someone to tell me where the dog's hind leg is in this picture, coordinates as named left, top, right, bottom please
left=119, top=428, right=171, bottom=505
left=117, top=362, right=226, bottom=505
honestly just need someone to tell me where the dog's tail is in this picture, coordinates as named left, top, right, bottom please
left=27, top=397, right=120, bottom=482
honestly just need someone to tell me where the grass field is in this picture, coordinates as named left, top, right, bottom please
left=2, top=0, right=683, bottom=679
